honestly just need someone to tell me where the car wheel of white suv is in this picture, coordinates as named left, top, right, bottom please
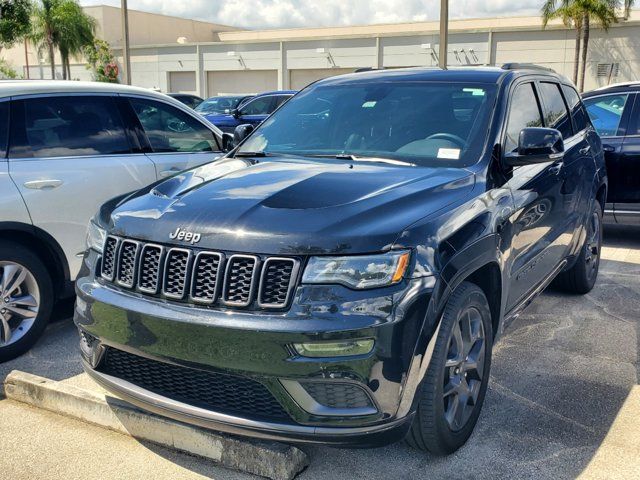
left=0, top=241, right=53, bottom=362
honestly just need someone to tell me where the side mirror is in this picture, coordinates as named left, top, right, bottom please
left=233, top=123, right=255, bottom=146
left=504, top=127, right=564, bottom=166
left=230, top=108, right=240, bottom=118
left=222, top=132, right=235, bottom=152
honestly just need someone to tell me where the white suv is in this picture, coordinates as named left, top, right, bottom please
left=0, top=81, right=224, bottom=361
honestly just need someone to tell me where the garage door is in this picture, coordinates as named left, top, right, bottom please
left=207, top=70, right=278, bottom=96
left=168, top=71, right=196, bottom=94
left=289, top=68, right=354, bottom=90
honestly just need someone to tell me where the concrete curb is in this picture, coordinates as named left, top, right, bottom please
left=4, top=370, right=308, bottom=480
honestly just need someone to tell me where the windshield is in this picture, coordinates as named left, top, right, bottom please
left=196, top=96, right=249, bottom=114
left=239, top=81, right=497, bottom=167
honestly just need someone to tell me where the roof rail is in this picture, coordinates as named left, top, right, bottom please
left=501, top=63, right=556, bottom=73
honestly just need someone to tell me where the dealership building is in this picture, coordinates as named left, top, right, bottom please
left=5, top=5, right=640, bottom=94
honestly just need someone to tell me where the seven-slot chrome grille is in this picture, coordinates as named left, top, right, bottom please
left=100, top=236, right=300, bottom=310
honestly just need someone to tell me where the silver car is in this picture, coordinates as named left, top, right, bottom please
left=0, top=81, right=224, bottom=361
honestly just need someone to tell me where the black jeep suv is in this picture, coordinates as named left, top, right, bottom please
left=75, top=66, right=606, bottom=454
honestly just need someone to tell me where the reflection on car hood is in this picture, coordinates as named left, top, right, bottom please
left=107, top=156, right=475, bottom=254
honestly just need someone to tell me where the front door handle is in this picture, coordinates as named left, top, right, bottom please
left=159, top=168, right=182, bottom=178
left=548, top=162, right=564, bottom=175
left=602, top=144, right=615, bottom=153
left=579, top=145, right=591, bottom=155
left=23, top=179, right=63, bottom=190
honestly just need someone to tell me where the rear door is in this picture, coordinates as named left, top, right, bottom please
left=583, top=91, right=634, bottom=220
left=538, top=81, right=593, bottom=236
left=125, top=96, right=223, bottom=178
left=8, top=94, right=158, bottom=279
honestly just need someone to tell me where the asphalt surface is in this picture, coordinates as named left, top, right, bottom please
left=1, top=224, right=639, bottom=479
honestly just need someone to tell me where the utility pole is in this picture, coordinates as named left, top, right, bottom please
left=121, top=0, right=131, bottom=84
left=439, top=0, right=448, bottom=69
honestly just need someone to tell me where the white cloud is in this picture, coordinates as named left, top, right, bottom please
left=80, top=0, right=544, bottom=29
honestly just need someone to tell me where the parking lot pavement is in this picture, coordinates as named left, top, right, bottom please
left=1, top=225, right=639, bottom=480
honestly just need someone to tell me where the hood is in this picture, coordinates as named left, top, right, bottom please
left=107, top=156, right=475, bottom=255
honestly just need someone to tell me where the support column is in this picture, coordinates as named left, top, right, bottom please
left=439, top=0, right=448, bottom=69
left=279, top=41, right=290, bottom=90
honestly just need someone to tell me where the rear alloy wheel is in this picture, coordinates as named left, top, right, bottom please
left=554, top=201, right=602, bottom=294
left=405, top=281, right=493, bottom=455
left=0, top=242, right=53, bottom=362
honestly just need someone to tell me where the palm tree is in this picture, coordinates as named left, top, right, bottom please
left=29, top=0, right=96, bottom=80
left=542, top=1, right=634, bottom=92
left=55, top=1, right=96, bottom=79
left=29, top=0, right=59, bottom=79
left=542, top=1, right=584, bottom=85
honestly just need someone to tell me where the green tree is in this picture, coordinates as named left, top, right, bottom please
left=541, top=1, right=634, bottom=92
left=0, top=0, right=32, bottom=50
left=84, top=38, right=119, bottom=83
left=30, top=0, right=96, bottom=80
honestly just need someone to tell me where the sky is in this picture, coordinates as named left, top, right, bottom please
left=78, top=0, right=545, bottom=29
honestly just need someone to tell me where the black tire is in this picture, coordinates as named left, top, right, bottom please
left=554, top=201, right=602, bottom=294
left=0, top=241, right=54, bottom=362
left=405, top=281, right=493, bottom=455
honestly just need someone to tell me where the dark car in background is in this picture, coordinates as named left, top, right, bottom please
left=202, top=90, right=296, bottom=133
left=75, top=66, right=605, bottom=454
left=167, top=93, right=204, bottom=109
left=583, top=82, right=640, bottom=225
left=195, top=95, right=255, bottom=116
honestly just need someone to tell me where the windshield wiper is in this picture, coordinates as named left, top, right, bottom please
left=334, top=154, right=415, bottom=166
left=234, top=151, right=268, bottom=157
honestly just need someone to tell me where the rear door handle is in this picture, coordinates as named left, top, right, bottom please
left=579, top=145, right=591, bottom=155
left=602, top=145, right=615, bottom=153
left=159, top=168, right=182, bottom=178
left=23, top=179, right=63, bottom=190
left=548, top=162, right=564, bottom=175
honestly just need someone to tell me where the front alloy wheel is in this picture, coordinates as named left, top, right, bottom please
left=443, top=307, right=486, bottom=431
left=405, top=281, right=493, bottom=455
left=0, top=241, right=53, bottom=362
left=0, top=262, right=41, bottom=347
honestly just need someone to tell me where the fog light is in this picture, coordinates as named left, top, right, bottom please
left=292, top=339, right=374, bottom=358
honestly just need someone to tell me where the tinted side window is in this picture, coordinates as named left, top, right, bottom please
left=538, top=82, right=572, bottom=139
left=129, top=98, right=220, bottom=153
left=562, top=85, right=589, bottom=132
left=240, top=96, right=275, bottom=115
left=583, top=94, right=629, bottom=137
left=0, top=102, right=8, bottom=158
left=9, top=96, right=130, bottom=159
left=275, top=95, right=292, bottom=107
left=505, top=83, right=543, bottom=153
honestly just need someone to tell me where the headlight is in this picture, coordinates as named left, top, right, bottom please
left=86, top=220, right=106, bottom=253
left=302, top=251, right=410, bottom=289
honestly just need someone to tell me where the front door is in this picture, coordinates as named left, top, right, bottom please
left=8, top=95, right=158, bottom=279
left=503, top=82, right=569, bottom=310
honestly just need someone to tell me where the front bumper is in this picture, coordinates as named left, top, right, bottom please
left=84, top=359, right=414, bottom=446
left=74, top=251, right=436, bottom=447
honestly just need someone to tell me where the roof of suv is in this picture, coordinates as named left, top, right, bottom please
left=314, top=66, right=570, bottom=87
left=0, top=80, right=170, bottom=99
left=584, top=81, right=640, bottom=97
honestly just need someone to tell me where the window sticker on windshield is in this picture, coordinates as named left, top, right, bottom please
left=463, top=88, right=486, bottom=96
left=362, top=101, right=377, bottom=108
left=438, top=148, right=461, bottom=160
